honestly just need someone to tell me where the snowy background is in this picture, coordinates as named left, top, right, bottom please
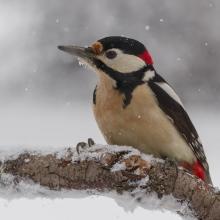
left=0, top=0, right=219, bottom=219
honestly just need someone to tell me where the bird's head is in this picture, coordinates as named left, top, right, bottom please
left=58, top=36, right=154, bottom=83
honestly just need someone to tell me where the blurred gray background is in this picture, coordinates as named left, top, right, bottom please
left=0, top=0, right=219, bottom=106
left=1, top=3, right=220, bottom=216
left=0, top=0, right=220, bottom=186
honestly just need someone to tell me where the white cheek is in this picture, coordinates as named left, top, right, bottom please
left=98, top=52, right=146, bottom=73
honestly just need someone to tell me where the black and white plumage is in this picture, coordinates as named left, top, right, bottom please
left=146, top=70, right=209, bottom=172
left=58, top=36, right=212, bottom=184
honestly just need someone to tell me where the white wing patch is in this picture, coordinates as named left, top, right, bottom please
left=155, top=82, right=184, bottom=107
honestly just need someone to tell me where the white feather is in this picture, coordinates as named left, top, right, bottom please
left=143, top=70, right=155, bottom=81
left=155, top=82, right=184, bottom=107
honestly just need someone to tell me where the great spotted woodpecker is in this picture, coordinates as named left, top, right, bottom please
left=58, top=36, right=212, bottom=184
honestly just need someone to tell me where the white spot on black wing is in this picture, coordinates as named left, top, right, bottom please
left=155, top=82, right=184, bottom=107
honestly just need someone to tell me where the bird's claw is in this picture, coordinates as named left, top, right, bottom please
left=88, top=138, right=95, bottom=147
left=76, top=142, right=87, bottom=154
left=76, top=138, right=95, bottom=154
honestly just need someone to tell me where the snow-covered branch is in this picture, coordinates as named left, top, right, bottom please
left=0, top=144, right=219, bottom=220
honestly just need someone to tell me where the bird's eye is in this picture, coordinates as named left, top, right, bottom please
left=105, top=50, right=117, bottom=59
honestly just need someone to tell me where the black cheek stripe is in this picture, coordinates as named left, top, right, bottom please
left=93, top=59, right=148, bottom=108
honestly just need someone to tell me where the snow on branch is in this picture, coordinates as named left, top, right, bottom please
left=0, top=144, right=219, bottom=220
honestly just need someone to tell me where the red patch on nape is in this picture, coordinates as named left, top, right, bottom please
left=138, top=50, right=153, bottom=65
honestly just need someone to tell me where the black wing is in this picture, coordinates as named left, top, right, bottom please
left=148, top=73, right=210, bottom=178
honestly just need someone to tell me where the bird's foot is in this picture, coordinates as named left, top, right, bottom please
left=76, top=138, right=95, bottom=154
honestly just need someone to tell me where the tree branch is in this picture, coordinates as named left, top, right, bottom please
left=0, top=145, right=219, bottom=220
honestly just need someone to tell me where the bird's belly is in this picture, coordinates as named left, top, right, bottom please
left=93, top=84, right=196, bottom=163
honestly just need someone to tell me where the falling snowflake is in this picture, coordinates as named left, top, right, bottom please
left=145, top=25, right=150, bottom=31
left=32, top=68, right=37, bottom=73
left=209, top=2, right=213, bottom=8
left=64, top=27, right=69, bottom=32
left=65, top=101, right=71, bottom=107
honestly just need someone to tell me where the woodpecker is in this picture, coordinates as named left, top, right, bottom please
left=58, top=36, right=212, bottom=184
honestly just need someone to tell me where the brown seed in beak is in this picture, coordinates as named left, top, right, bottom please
left=91, top=42, right=103, bottom=55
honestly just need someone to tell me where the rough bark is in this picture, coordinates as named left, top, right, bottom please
left=0, top=145, right=219, bottom=220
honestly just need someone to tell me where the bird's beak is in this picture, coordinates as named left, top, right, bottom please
left=57, top=45, right=95, bottom=62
